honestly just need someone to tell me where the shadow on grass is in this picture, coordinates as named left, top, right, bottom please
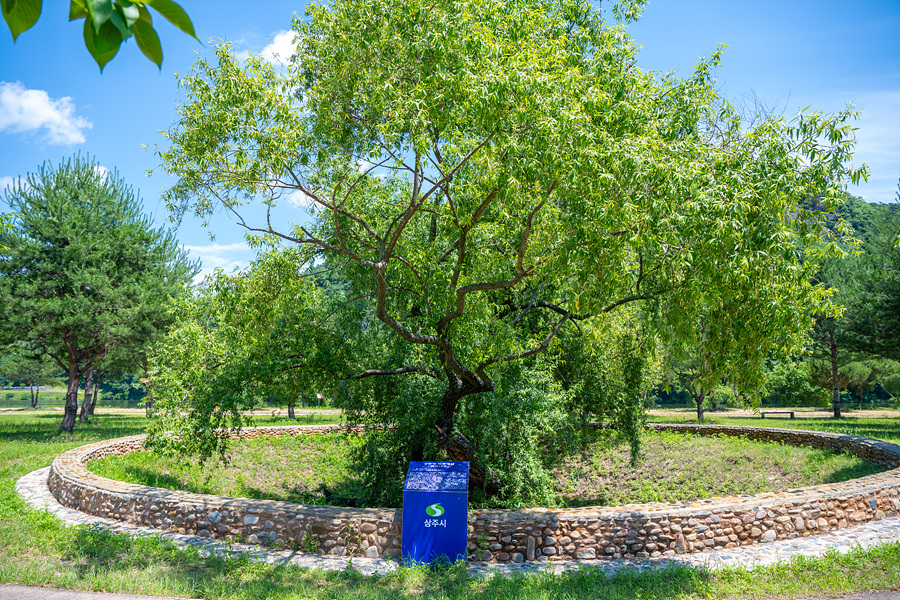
left=242, top=478, right=370, bottom=507
left=117, top=465, right=195, bottom=493
left=820, top=460, right=886, bottom=484
left=0, top=413, right=148, bottom=444
left=65, top=525, right=714, bottom=600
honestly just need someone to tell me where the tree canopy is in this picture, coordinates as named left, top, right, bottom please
left=156, top=0, right=865, bottom=498
left=806, top=192, right=900, bottom=417
left=146, top=247, right=343, bottom=458
left=843, top=190, right=900, bottom=360
left=0, top=155, right=197, bottom=431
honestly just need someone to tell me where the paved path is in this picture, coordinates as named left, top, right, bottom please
left=15, top=466, right=900, bottom=579
left=0, top=585, right=191, bottom=599
left=1, top=583, right=897, bottom=600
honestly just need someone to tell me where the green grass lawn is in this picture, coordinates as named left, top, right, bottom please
left=646, top=411, right=900, bottom=445
left=89, top=431, right=366, bottom=505
left=2, top=410, right=899, bottom=599
left=0, top=388, right=68, bottom=409
left=89, top=427, right=883, bottom=510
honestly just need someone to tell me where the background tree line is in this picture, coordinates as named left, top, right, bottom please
left=664, top=191, right=900, bottom=420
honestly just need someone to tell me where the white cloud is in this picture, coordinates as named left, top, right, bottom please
left=183, top=242, right=251, bottom=284
left=285, top=188, right=315, bottom=212
left=0, top=175, right=19, bottom=192
left=92, top=165, right=110, bottom=182
left=0, top=175, right=30, bottom=198
left=355, top=158, right=389, bottom=180
left=259, top=30, right=297, bottom=66
left=0, top=81, right=92, bottom=145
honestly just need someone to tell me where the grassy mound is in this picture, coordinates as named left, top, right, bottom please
left=88, top=428, right=884, bottom=508
left=556, top=429, right=883, bottom=506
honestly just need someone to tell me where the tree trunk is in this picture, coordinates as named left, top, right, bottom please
left=434, top=377, right=502, bottom=497
left=142, top=360, right=153, bottom=418
left=686, top=385, right=706, bottom=422
left=288, top=401, right=296, bottom=420
left=89, top=372, right=100, bottom=416
left=33, top=383, right=40, bottom=409
left=437, top=422, right=502, bottom=497
left=60, top=368, right=80, bottom=433
left=29, top=378, right=36, bottom=408
left=79, top=366, right=94, bottom=422
left=830, top=330, right=841, bottom=418
left=708, top=394, right=718, bottom=413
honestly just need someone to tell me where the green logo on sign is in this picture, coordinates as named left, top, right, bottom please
left=426, top=503, right=444, bottom=517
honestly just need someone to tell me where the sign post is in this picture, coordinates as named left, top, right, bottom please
left=401, top=461, right=469, bottom=565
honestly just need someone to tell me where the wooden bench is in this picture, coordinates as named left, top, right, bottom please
left=760, top=411, right=795, bottom=419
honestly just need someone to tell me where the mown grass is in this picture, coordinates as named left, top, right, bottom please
left=89, top=427, right=883, bottom=510
left=90, top=432, right=364, bottom=504
left=2, top=410, right=900, bottom=599
left=558, top=429, right=883, bottom=506
left=0, top=388, right=68, bottom=409
left=646, top=410, right=900, bottom=445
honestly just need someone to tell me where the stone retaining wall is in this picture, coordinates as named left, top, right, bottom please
left=48, top=423, right=900, bottom=563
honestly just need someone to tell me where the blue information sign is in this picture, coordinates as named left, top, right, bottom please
left=401, top=461, right=469, bottom=565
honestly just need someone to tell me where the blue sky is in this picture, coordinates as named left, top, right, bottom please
left=1, top=0, right=898, bottom=280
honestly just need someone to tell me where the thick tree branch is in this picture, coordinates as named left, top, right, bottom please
left=383, top=150, right=423, bottom=258
left=354, top=365, right=443, bottom=380
left=372, top=268, right=483, bottom=385
left=476, top=311, right=571, bottom=379
left=496, top=300, right=590, bottom=321
left=446, top=188, right=499, bottom=292
left=417, top=132, right=497, bottom=206
left=215, top=196, right=375, bottom=266
left=38, top=335, right=67, bottom=372
left=435, top=196, right=546, bottom=334
left=283, top=167, right=382, bottom=243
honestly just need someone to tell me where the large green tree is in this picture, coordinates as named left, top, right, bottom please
left=808, top=255, right=862, bottom=418
left=145, top=247, right=342, bottom=458
left=844, top=190, right=900, bottom=360
left=157, top=0, right=864, bottom=495
left=0, top=155, right=197, bottom=432
left=808, top=193, right=900, bottom=417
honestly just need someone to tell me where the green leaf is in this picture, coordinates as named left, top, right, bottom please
left=83, top=16, right=122, bottom=71
left=86, top=0, right=113, bottom=32
left=68, top=0, right=88, bottom=21
left=2, top=0, right=42, bottom=41
left=143, top=0, right=196, bottom=40
left=119, top=0, right=139, bottom=26
left=108, top=6, right=131, bottom=39
left=134, top=18, right=162, bottom=68
left=135, top=3, right=151, bottom=24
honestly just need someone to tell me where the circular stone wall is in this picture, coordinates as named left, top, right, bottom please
left=47, top=423, right=900, bottom=562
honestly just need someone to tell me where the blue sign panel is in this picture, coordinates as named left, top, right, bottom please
left=402, top=461, right=469, bottom=565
